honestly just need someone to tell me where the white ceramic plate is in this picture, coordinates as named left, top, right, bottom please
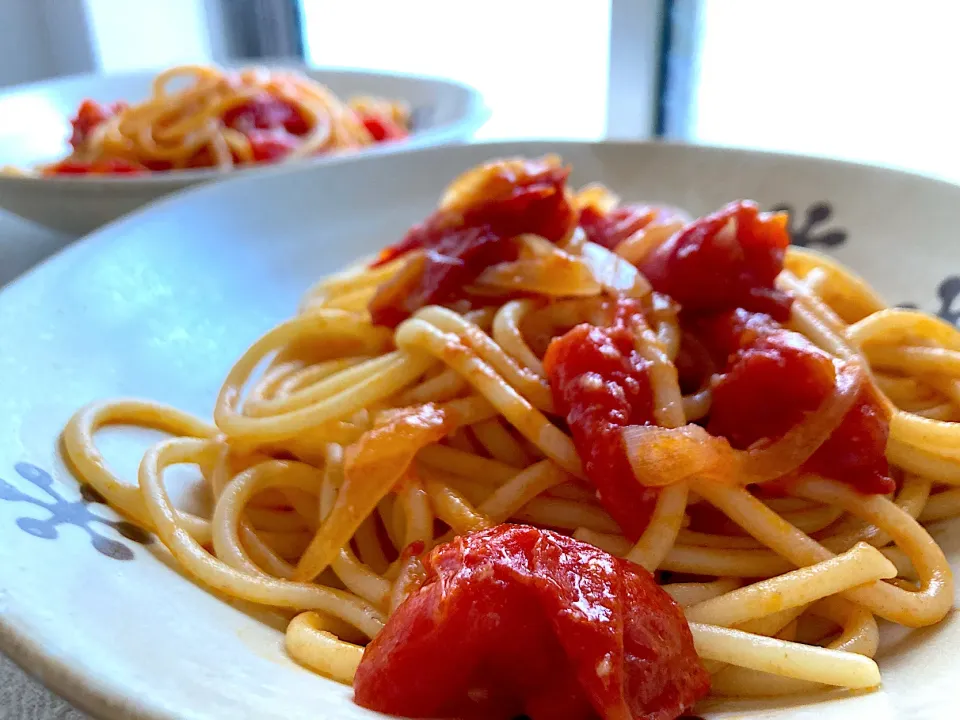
left=0, top=66, right=487, bottom=235
left=0, top=141, right=958, bottom=720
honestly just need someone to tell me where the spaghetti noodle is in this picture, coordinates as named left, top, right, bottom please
left=26, top=65, right=408, bottom=176
left=63, top=155, right=959, bottom=719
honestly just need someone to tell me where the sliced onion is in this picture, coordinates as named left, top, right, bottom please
left=472, top=237, right=601, bottom=297
left=390, top=545, right=427, bottom=613
left=515, top=233, right=562, bottom=257
left=580, top=240, right=652, bottom=298
left=623, top=423, right=735, bottom=487
left=472, top=257, right=600, bottom=297
left=292, top=404, right=450, bottom=581
left=615, top=220, right=686, bottom=266
left=572, top=182, right=620, bottom=213
left=559, top=225, right=588, bottom=254
left=440, top=155, right=563, bottom=212
left=623, top=361, right=865, bottom=487
left=367, top=252, right=426, bottom=321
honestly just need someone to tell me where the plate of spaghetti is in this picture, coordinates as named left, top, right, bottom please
left=0, top=64, right=486, bottom=234
left=0, top=140, right=958, bottom=720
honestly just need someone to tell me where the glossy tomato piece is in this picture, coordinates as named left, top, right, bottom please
left=372, top=162, right=574, bottom=268
left=368, top=226, right=504, bottom=328
left=801, top=383, right=892, bottom=494
left=354, top=525, right=708, bottom=720
left=703, top=311, right=893, bottom=494
left=544, top=300, right=659, bottom=539
left=687, top=307, right=782, bottom=366
left=247, top=130, right=299, bottom=163
left=579, top=205, right=669, bottom=251
left=222, top=94, right=310, bottom=136
left=638, top=201, right=792, bottom=320
left=68, top=99, right=126, bottom=149
left=368, top=162, right=576, bottom=327
left=707, top=329, right=838, bottom=447
left=359, top=112, right=408, bottom=142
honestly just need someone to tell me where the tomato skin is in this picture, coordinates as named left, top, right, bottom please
left=359, top=112, right=408, bottom=142
left=579, top=205, right=669, bottom=251
left=701, top=310, right=893, bottom=494
left=68, top=99, right=126, bottom=149
left=222, top=95, right=310, bottom=136
left=708, top=329, right=839, bottom=447
left=218, top=96, right=309, bottom=166
left=371, top=164, right=575, bottom=267
left=687, top=307, right=781, bottom=367
left=801, top=384, right=893, bottom=494
left=354, top=525, right=709, bottom=720
left=368, top=164, right=575, bottom=327
left=544, top=299, right=658, bottom=539
left=638, top=201, right=792, bottom=320
left=247, top=130, right=298, bottom=163
left=369, top=225, right=505, bottom=328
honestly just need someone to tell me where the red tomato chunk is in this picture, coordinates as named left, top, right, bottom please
left=579, top=205, right=661, bottom=250
left=354, top=525, right=709, bottom=720
left=699, top=310, right=893, bottom=494
left=368, top=163, right=576, bottom=327
left=246, top=130, right=299, bottom=163
left=358, top=112, right=408, bottom=142
left=67, top=99, right=126, bottom=150
left=639, top=201, right=792, bottom=320
left=544, top=300, right=659, bottom=539
left=222, top=95, right=311, bottom=136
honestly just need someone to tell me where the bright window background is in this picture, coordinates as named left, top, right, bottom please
left=299, top=0, right=612, bottom=140
left=692, top=0, right=960, bottom=182
left=85, top=0, right=214, bottom=72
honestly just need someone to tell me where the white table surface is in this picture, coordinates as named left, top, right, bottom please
left=0, top=210, right=87, bottom=718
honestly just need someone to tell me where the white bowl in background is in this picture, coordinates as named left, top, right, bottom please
left=0, top=66, right=488, bottom=235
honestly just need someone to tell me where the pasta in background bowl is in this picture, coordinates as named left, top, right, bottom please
left=0, top=64, right=487, bottom=235
left=0, top=140, right=958, bottom=720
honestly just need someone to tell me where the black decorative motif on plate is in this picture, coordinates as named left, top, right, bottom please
left=771, top=201, right=848, bottom=248
left=934, top=276, right=960, bottom=326
left=898, top=275, right=960, bottom=326
left=0, top=462, right=152, bottom=560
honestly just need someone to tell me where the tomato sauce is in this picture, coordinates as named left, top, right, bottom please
left=544, top=299, right=659, bottom=539
left=354, top=525, right=709, bottom=720
left=44, top=158, right=145, bottom=176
